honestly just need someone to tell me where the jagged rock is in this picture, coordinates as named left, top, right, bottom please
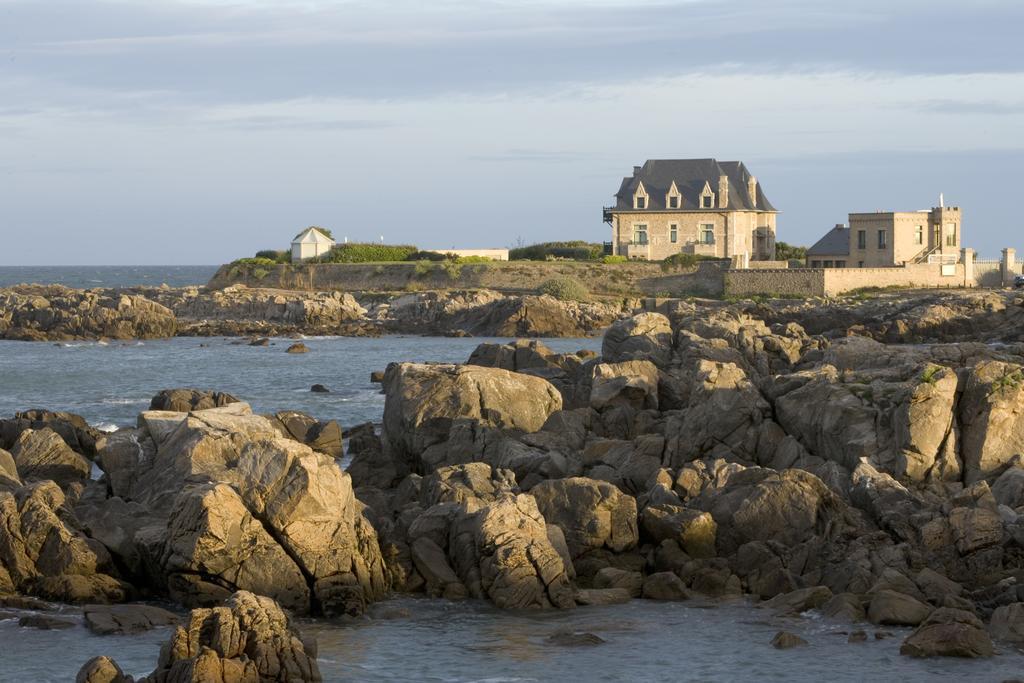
left=421, top=462, right=517, bottom=506
left=10, top=427, right=91, bottom=487
left=448, top=493, right=574, bottom=609
left=868, top=590, right=931, bottom=626
left=762, top=586, right=833, bottom=615
left=0, top=409, right=103, bottom=458
left=382, top=362, right=562, bottom=476
left=83, top=604, right=180, bottom=635
left=820, top=593, right=866, bottom=622
left=590, top=360, right=659, bottom=411
left=771, top=631, right=808, bottom=649
left=148, top=388, right=240, bottom=413
left=602, top=312, right=673, bottom=365
left=900, top=607, right=993, bottom=658
left=959, top=361, right=1024, bottom=483
left=105, top=590, right=322, bottom=682
left=76, top=656, right=132, bottom=683
left=546, top=631, right=606, bottom=647
left=0, top=480, right=127, bottom=603
left=286, top=342, right=310, bottom=354
left=574, top=587, right=631, bottom=606
left=990, top=602, right=1024, bottom=643
left=410, top=536, right=466, bottom=600
left=530, top=477, right=638, bottom=559
left=19, top=613, right=76, bottom=629
left=593, top=567, right=643, bottom=598
left=640, top=504, right=717, bottom=558
left=0, top=447, right=22, bottom=489
left=0, top=285, right=176, bottom=341
left=642, top=572, right=689, bottom=601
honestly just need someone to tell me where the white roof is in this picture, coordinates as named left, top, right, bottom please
left=291, top=227, right=334, bottom=245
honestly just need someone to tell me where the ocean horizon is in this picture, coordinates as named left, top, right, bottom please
left=0, top=265, right=220, bottom=289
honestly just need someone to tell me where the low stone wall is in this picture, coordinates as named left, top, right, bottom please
left=208, top=260, right=728, bottom=297
left=822, top=263, right=967, bottom=295
left=745, top=260, right=790, bottom=270
left=724, top=269, right=826, bottom=297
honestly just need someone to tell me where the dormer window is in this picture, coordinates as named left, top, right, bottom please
left=699, top=181, right=715, bottom=209
left=633, top=181, right=649, bottom=210
left=666, top=182, right=682, bottom=210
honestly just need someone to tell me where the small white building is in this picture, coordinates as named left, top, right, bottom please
left=291, top=227, right=335, bottom=262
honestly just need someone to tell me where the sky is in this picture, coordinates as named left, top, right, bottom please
left=1, top=0, right=1022, bottom=265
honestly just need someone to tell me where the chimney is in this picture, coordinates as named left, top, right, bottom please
left=747, top=176, right=758, bottom=208
left=718, top=175, right=729, bottom=208
left=633, top=166, right=642, bottom=176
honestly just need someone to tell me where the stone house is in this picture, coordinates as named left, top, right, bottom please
left=604, top=159, right=778, bottom=265
left=291, top=227, right=335, bottom=263
left=807, top=206, right=962, bottom=268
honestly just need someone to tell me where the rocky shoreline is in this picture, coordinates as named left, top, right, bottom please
left=0, top=284, right=624, bottom=341
left=1, top=291, right=1024, bottom=679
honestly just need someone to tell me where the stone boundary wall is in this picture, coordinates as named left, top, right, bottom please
left=724, top=269, right=826, bottom=297
left=745, top=260, right=791, bottom=270
left=208, top=260, right=729, bottom=297
left=822, top=263, right=967, bottom=295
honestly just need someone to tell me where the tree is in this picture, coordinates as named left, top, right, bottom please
left=774, top=241, right=807, bottom=262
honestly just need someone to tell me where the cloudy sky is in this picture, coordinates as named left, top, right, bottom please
left=1, top=0, right=1022, bottom=264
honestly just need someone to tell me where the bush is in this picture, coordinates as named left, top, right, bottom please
left=537, top=276, right=589, bottom=302
left=511, top=241, right=604, bottom=261
left=774, top=241, right=807, bottom=262
left=254, top=249, right=290, bottom=264
left=405, top=250, right=449, bottom=262
left=314, top=243, right=418, bottom=263
left=231, top=257, right=279, bottom=267
left=455, top=255, right=493, bottom=263
left=601, top=255, right=627, bottom=264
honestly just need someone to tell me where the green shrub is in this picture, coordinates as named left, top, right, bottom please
left=455, top=255, right=493, bottom=263
left=442, top=260, right=463, bottom=280
left=314, top=242, right=418, bottom=263
left=413, top=260, right=434, bottom=278
left=511, top=241, right=604, bottom=261
left=774, top=241, right=807, bottom=262
left=231, top=257, right=279, bottom=267
left=405, top=250, right=449, bottom=262
left=537, top=276, right=589, bottom=302
left=254, top=249, right=290, bottom=263
left=601, top=255, right=627, bottom=264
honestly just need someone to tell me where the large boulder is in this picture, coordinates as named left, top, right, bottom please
left=382, top=363, right=562, bottom=475
left=601, top=313, right=673, bottom=365
left=590, top=361, right=659, bottom=411
left=530, top=477, right=638, bottom=559
left=959, top=361, right=1024, bottom=483
left=692, top=468, right=846, bottom=555
left=448, top=494, right=575, bottom=609
left=989, top=602, right=1024, bottom=643
left=0, top=481, right=128, bottom=603
left=80, top=590, right=322, bottom=682
left=92, top=405, right=388, bottom=616
left=900, top=607, right=994, bottom=658
left=10, top=427, right=91, bottom=488
left=148, top=388, right=240, bottom=413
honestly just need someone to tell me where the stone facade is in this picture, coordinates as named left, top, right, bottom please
left=606, top=159, right=778, bottom=265
left=610, top=210, right=776, bottom=264
left=808, top=207, right=963, bottom=268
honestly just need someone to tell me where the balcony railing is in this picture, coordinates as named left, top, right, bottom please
left=624, top=242, right=650, bottom=259
left=602, top=207, right=614, bottom=224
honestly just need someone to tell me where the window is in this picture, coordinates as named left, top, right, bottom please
left=669, top=224, right=678, bottom=243
left=633, top=224, right=648, bottom=245
left=914, top=225, right=923, bottom=245
left=857, top=230, right=866, bottom=249
left=667, top=196, right=680, bottom=209
left=836, top=260, right=846, bottom=268
left=634, top=196, right=647, bottom=210
left=811, top=260, right=822, bottom=268
left=878, top=230, right=887, bottom=249
left=858, top=261, right=864, bottom=267
left=700, top=194, right=713, bottom=209
left=824, top=260, right=834, bottom=268
left=699, top=224, right=715, bottom=244
left=945, top=223, right=956, bottom=247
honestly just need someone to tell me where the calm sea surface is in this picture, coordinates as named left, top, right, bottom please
left=1, top=269, right=1022, bottom=681
left=0, top=265, right=218, bottom=289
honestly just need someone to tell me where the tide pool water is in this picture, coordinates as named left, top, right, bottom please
left=0, top=335, right=600, bottom=429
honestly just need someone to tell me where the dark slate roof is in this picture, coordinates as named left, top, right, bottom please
left=613, top=158, right=777, bottom=212
left=807, top=226, right=850, bottom=256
